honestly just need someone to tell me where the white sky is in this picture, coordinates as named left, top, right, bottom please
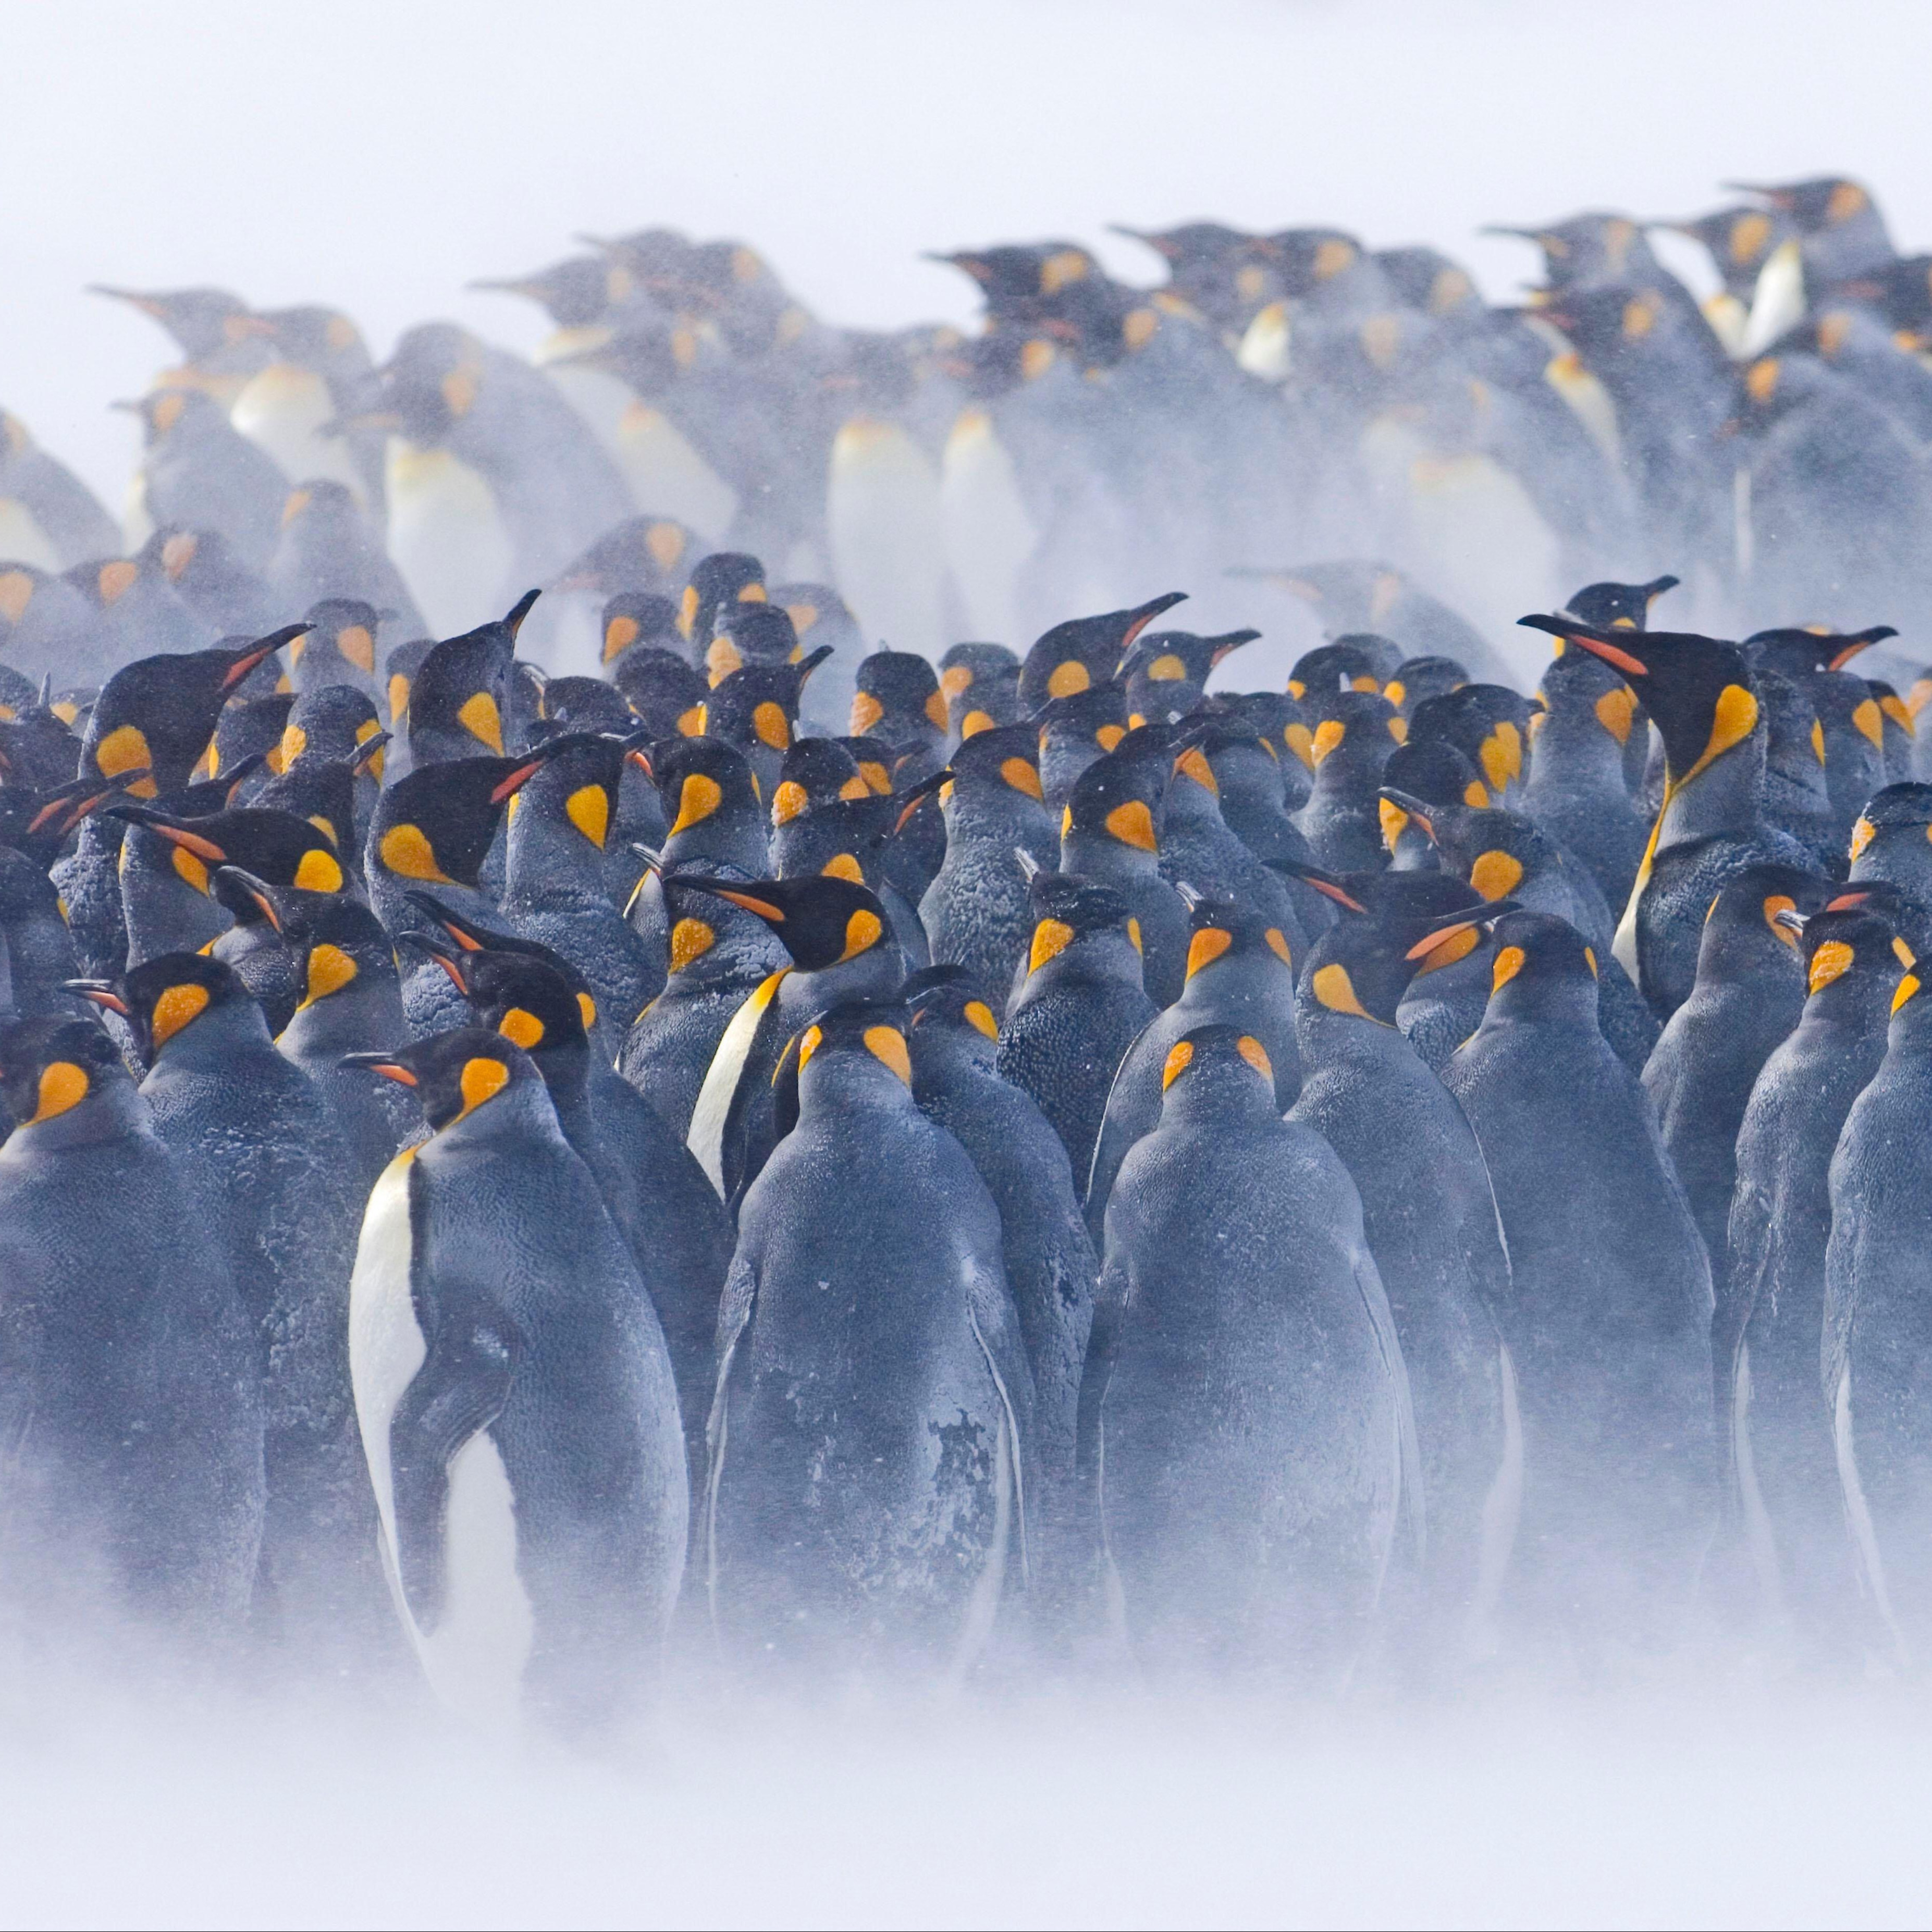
left=6, top=0, right=1932, bottom=502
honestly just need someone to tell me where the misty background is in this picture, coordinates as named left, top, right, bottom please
left=6, top=4, right=1932, bottom=1927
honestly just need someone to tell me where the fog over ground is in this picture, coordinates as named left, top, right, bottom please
left=6, top=3, right=1932, bottom=1926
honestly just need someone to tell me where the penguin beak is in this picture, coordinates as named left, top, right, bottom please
left=65, top=980, right=130, bottom=1016
left=1376, top=787, right=1439, bottom=844
left=1120, top=591, right=1189, bottom=653
left=339, top=1052, right=417, bottom=1086
left=1518, top=614, right=1649, bottom=679
left=489, top=759, right=547, bottom=805
left=212, top=866, right=282, bottom=932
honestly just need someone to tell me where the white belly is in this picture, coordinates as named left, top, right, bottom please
left=230, top=365, right=366, bottom=503
left=686, top=969, right=785, bottom=1196
left=0, top=498, right=60, bottom=572
left=829, top=417, right=946, bottom=657
left=385, top=439, right=514, bottom=635
left=940, top=408, right=1038, bottom=643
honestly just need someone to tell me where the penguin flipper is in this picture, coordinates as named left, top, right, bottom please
left=961, top=1252, right=1038, bottom=1582
left=389, top=1297, right=523, bottom=1631
left=1352, top=1242, right=1426, bottom=1575
left=704, top=1250, right=760, bottom=1627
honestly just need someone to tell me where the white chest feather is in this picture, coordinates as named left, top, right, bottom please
left=687, top=969, right=786, bottom=1194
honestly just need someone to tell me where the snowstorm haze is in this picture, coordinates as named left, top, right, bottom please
left=8, top=3, right=1932, bottom=1927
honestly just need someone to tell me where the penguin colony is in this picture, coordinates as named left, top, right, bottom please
left=6, top=175, right=1932, bottom=1726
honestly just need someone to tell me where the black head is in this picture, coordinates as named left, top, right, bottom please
left=1851, top=782, right=1932, bottom=863
left=107, top=802, right=349, bottom=896
left=1301, top=896, right=1501, bottom=1026
left=642, top=734, right=763, bottom=843
left=1406, top=683, right=1533, bottom=797
left=705, top=657, right=827, bottom=762
left=1025, top=869, right=1134, bottom=971
left=267, top=888, right=396, bottom=1016
left=790, top=999, right=915, bottom=1103
left=833, top=738, right=896, bottom=797
left=938, top=643, right=1022, bottom=737
left=1727, top=176, right=1880, bottom=237
left=82, top=632, right=298, bottom=796
left=383, top=637, right=437, bottom=731
left=538, top=676, right=634, bottom=735
left=706, top=604, right=801, bottom=685
left=511, top=730, right=626, bottom=853
left=1744, top=625, right=1899, bottom=680
left=1563, top=576, right=1680, bottom=632
left=1484, top=910, right=1601, bottom=1018
left=944, top=722, right=1045, bottom=807
left=471, top=255, right=621, bottom=329
left=1383, top=656, right=1468, bottom=717
left=771, top=737, right=870, bottom=827
left=599, top=590, right=682, bottom=669
left=1702, top=863, right=1837, bottom=964
left=1519, top=615, right=1756, bottom=786
left=1179, top=887, right=1297, bottom=987
left=1119, top=629, right=1257, bottom=720
left=89, top=285, right=262, bottom=361
left=852, top=650, right=947, bottom=743
left=672, top=873, right=891, bottom=971
left=1303, top=688, right=1406, bottom=783
left=77, top=951, right=255, bottom=1060
left=432, top=943, right=588, bottom=1056
left=341, top=1025, right=543, bottom=1134
left=681, top=552, right=767, bottom=645
left=292, top=598, right=384, bottom=692
left=1064, top=733, right=1170, bottom=851
left=0, top=1015, right=130, bottom=1131
left=368, top=752, right=548, bottom=890
left=903, top=962, right=1003, bottom=1049
left=207, top=693, right=294, bottom=780
left=1019, top=593, right=1187, bottom=709
left=407, top=596, right=538, bottom=759
left=549, top=516, right=695, bottom=599
left=613, top=647, right=708, bottom=740
left=284, top=682, right=386, bottom=773
left=0, top=775, right=133, bottom=868
left=1793, top=906, right=1905, bottom=1004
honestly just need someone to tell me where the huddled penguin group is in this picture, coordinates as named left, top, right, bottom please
left=8, top=173, right=1932, bottom=1728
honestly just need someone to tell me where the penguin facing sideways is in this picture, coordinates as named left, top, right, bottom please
left=1085, top=887, right=1301, bottom=1236
left=1440, top=912, right=1717, bottom=1658
left=1057, top=727, right=1193, bottom=1010
left=405, top=591, right=538, bottom=767
left=1847, top=781, right=1932, bottom=958
left=0, top=1015, right=264, bottom=1650
left=1089, top=1023, right=1418, bottom=1683
left=268, top=885, right=419, bottom=1196
left=73, top=954, right=380, bottom=1659
left=1017, top=591, right=1187, bottom=711
left=119, top=387, right=289, bottom=572
left=679, top=872, right=906, bottom=1206
left=707, top=999, right=1035, bottom=1678
left=1521, top=614, right=1812, bottom=1019
left=417, top=938, right=732, bottom=1522
left=1036, top=684, right=1131, bottom=817
left=1642, top=866, right=1845, bottom=1281
left=997, top=868, right=1156, bottom=1188
left=617, top=865, right=789, bottom=1140
left=937, top=641, right=1022, bottom=744
left=344, top=1028, right=687, bottom=1730
left=363, top=750, right=550, bottom=1035
left=1823, top=959, right=1932, bottom=1665
left=1724, top=904, right=1905, bottom=1661
left=1118, top=627, right=1257, bottom=727
left=1284, top=896, right=1522, bottom=1663
left=903, top=965, right=1097, bottom=1581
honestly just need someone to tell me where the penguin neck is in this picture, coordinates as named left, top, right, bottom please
left=122, top=873, right=228, bottom=967
left=277, top=967, right=408, bottom=1056
left=1886, top=992, right=1932, bottom=1053
left=368, top=868, right=495, bottom=942
left=1296, top=997, right=1414, bottom=1070
left=506, top=810, right=609, bottom=906
left=1210, top=750, right=1288, bottom=828
left=149, top=995, right=277, bottom=1077
left=1308, top=754, right=1383, bottom=806
left=1658, top=732, right=1766, bottom=849
left=906, top=1024, right=996, bottom=1101
left=1061, top=827, right=1161, bottom=884
left=1694, top=924, right=1805, bottom=995
left=1388, top=827, right=1440, bottom=871
left=1176, top=950, right=1294, bottom=1023
left=1, top=1078, right=150, bottom=1155
left=1483, top=972, right=1601, bottom=1031
left=1852, top=847, right=1932, bottom=957
left=1162, top=773, right=1222, bottom=831
left=1041, top=745, right=1101, bottom=816
left=1530, top=708, right=1629, bottom=799
left=1798, top=970, right=1900, bottom=1042
left=1028, top=929, right=1146, bottom=995
left=1159, top=1066, right=1281, bottom=1132
left=943, top=788, right=1053, bottom=855
left=783, top=944, right=905, bottom=1014
left=527, top=1037, right=594, bottom=1142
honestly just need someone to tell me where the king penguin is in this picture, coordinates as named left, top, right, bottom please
left=344, top=1027, right=686, bottom=1730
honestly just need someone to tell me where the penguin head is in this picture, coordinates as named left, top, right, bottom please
left=681, top=552, right=767, bottom=648
left=833, top=738, right=895, bottom=798
left=1481, top=911, right=1601, bottom=1026
left=769, top=788, right=892, bottom=891
left=406, top=594, right=540, bottom=762
left=1287, top=639, right=1389, bottom=704
left=106, top=801, right=349, bottom=897
left=549, top=516, right=695, bottom=602
left=613, top=648, right=709, bottom=742
left=1063, top=731, right=1174, bottom=854
left=1019, top=592, right=1187, bottom=710
left=1783, top=905, right=1909, bottom=1011
left=0, top=773, right=132, bottom=869
left=284, top=683, right=386, bottom=780
left=656, top=865, right=790, bottom=986
left=206, top=693, right=294, bottom=784
left=89, top=285, right=263, bottom=363
left=506, top=728, right=627, bottom=855
left=77, top=952, right=259, bottom=1062
left=472, top=256, right=618, bottom=330
left=139, top=524, right=252, bottom=602
left=1119, top=629, right=1257, bottom=725
left=1744, top=625, right=1899, bottom=682
left=429, top=943, right=588, bottom=1061
left=1696, top=863, right=1838, bottom=983
left=938, top=643, right=1022, bottom=741
left=786, top=998, right=915, bottom=1115
left=1375, top=247, right=1480, bottom=318
left=1383, top=656, right=1467, bottom=719
left=1380, top=792, right=1553, bottom=905
left=903, top=963, right=1001, bottom=1066
left=1849, top=781, right=1932, bottom=880
left=673, top=873, right=893, bottom=973
left=114, top=387, right=232, bottom=451
left=771, top=737, right=871, bottom=829
left=940, top=723, right=1045, bottom=819
left=706, top=604, right=801, bottom=686
left=1023, top=869, right=1139, bottom=981
left=641, top=735, right=767, bottom=856
left=1298, top=888, right=1504, bottom=1028
left=1727, top=176, right=1882, bottom=239
left=1655, top=206, right=1792, bottom=292
left=291, top=598, right=386, bottom=696
left=704, top=656, right=831, bottom=785
left=1155, top=1022, right=1279, bottom=1123
left=0, top=1015, right=132, bottom=1141
left=82, top=632, right=301, bottom=797
left=1535, top=644, right=1644, bottom=752
left=1298, top=687, right=1407, bottom=788
left=342, top=1025, right=544, bottom=1135
left=1406, top=683, right=1531, bottom=801
left=368, top=323, right=491, bottom=446
left=851, top=650, right=946, bottom=746
left=1562, top=575, right=1680, bottom=633
left=262, top=888, right=397, bottom=1018
left=1033, top=684, right=1131, bottom=809
left=368, top=752, right=549, bottom=892
left=253, top=304, right=372, bottom=379
left=1176, top=883, right=1297, bottom=988
left=600, top=590, right=682, bottom=670
left=1376, top=741, right=1489, bottom=860
left=400, top=888, right=598, bottom=1023
left=1483, top=213, right=1652, bottom=291
left=382, top=636, right=436, bottom=733
left=539, top=677, right=633, bottom=736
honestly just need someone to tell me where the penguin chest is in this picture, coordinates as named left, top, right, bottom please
left=231, top=365, right=366, bottom=503
left=828, top=417, right=946, bottom=657
left=0, top=497, right=59, bottom=572
left=385, top=439, right=514, bottom=636
left=348, top=1154, right=535, bottom=1722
